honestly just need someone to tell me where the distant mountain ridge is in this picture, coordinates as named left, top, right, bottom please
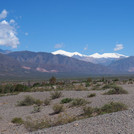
left=52, top=50, right=128, bottom=58
left=52, top=50, right=128, bottom=65
left=0, top=49, right=133, bottom=79
left=0, top=49, right=11, bottom=54
left=7, top=51, right=112, bottom=74
left=108, top=56, right=134, bottom=73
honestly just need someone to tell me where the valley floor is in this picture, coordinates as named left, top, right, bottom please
left=0, top=84, right=134, bottom=134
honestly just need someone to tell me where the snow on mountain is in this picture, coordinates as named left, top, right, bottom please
left=52, top=50, right=83, bottom=57
left=52, top=50, right=128, bottom=59
left=89, top=53, right=128, bottom=59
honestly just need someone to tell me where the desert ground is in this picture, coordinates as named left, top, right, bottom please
left=0, top=79, right=134, bottom=134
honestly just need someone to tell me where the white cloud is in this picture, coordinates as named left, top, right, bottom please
left=10, top=19, right=15, bottom=24
left=0, top=10, right=19, bottom=48
left=114, top=44, right=124, bottom=51
left=54, top=43, right=63, bottom=48
left=0, top=9, right=8, bottom=20
left=84, top=44, right=88, bottom=50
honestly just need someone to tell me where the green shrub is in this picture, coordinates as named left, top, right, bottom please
left=102, top=84, right=115, bottom=90
left=91, top=85, right=100, bottom=90
left=0, top=84, right=30, bottom=94
left=17, top=96, right=35, bottom=106
left=17, top=96, right=42, bottom=106
left=71, top=98, right=88, bottom=107
left=83, top=106, right=94, bottom=117
left=53, top=104, right=64, bottom=114
left=24, top=117, right=51, bottom=131
left=32, top=105, right=41, bottom=113
left=44, top=98, right=51, bottom=106
left=100, top=102, right=127, bottom=114
left=104, top=85, right=128, bottom=95
left=14, top=84, right=29, bottom=92
left=24, top=113, right=75, bottom=131
left=87, top=93, right=96, bottom=98
left=33, top=83, right=41, bottom=87
left=82, top=102, right=127, bottom=117
left=85, top=82, right=90, bottom=87
left=11, top=117, right=24, bottom=125
left=61, top=98, right=73, bottom=104
left=34, top=99, right=43, bottom=106
left=50, top=91, right=62, bottom=99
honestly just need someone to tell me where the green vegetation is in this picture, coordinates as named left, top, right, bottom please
left=0, top=84, right=30, bottom=94
left=83, top=106, right=94, bottom=117
left=87, top=93, right=96, bottom=98
left=104, top=85, right=128, bottom=95
left=83, top=102, right=127, bottom=117
left=17, top=96, right=43, bottom=106
left=71, top=98, right=88, bottom=107
left=102, top=84, right=115, bottom=90
left=50, top=91, right=62, bottom=99
left=100, top=102, right=127, bottom=114
left=11, top=117, right=24, bottom=125
left=60, top=98, right=73, bottom=104
left=34, top=99, right=43, bottom=106
left=24, top=114, right=75, bottom=131
left=32, top=105, right=41, bottom=113
left=24, top=117, right=51, bottom=131
left=52, top=104, right=64, bottom=114
left=44, top=98, right=51, bottom=106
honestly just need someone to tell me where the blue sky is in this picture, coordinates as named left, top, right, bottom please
left=0, top=0, right=134, bottom=55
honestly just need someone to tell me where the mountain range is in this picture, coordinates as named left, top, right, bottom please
left=52, top=50, right=128, bottom=65
left=0, top=49, right=133, bottom=79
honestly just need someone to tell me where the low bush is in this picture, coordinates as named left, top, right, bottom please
left=17, top=96, right=43, bottom=106
left=52, top=104, right=64, bottom=114
left=0, top=84, right=30, bottom=94
left=87, top=93, right=96, bottom=98
left=71, top=98, right=88, bottom=107
left=44, top=98, right=51, bottom=106
left=100, top=102, right=127, bottom=114
left=34, top=99, right=43, bottom=106
left=102, top=84, right=115, bottom=90
left=91, top=85, right=100, bottom=90
left=32, top=105, right=41, bottom=113
left=24, top=113, right=76, bottom=131
left=60, top=98, right=73, bottom=104
left=24, top=117, right=51, bottom=131
left=11, top=117, right=24, bottom=125
left=83, top=106, right=94, bottom=117
left=104, top=85, right=128, bottom=95
left=50, top=91, right=62, bottom=99
left=82, top=102, right=127, bottom=117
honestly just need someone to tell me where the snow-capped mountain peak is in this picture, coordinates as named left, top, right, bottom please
left=89, top=53, right=128, bottom=59
left=52, top=50, right=83, bottom=57
left=52, top=50, right=128, bottom=59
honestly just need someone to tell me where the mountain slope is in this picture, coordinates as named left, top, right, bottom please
left=0, top=53, right=26, bottom=76
left=0, top=49, right=11, bottom=54
left=108, top=56, right=134, bottom=73
left=7, top=51, right=113, bottom=74
left=52, top=50, right=128, bottom=65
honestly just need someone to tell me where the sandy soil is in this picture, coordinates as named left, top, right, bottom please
left=0, top=84, right=134, bottom=134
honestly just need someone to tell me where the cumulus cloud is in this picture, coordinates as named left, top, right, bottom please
left=54, top=43, right=63, bottom=48
left=0, top=9, right=8, bottom=20
left=0, top=10, right=19, bottom=48
left=114, top=44, right=124, bottom=51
